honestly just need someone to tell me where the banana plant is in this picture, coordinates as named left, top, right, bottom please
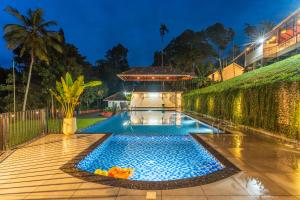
left=50, top=72, right=101, bottom=118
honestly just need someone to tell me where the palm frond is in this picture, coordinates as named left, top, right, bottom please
left=3, top=24, right=26, bottom=34
left=33, top=8, right=44, bottom=25
left=40, top=20, right=57, bottom=27
left=5, top=6, right=27, bottom=24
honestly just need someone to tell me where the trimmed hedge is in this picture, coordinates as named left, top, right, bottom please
left=183, top=55, right=300, bottom=140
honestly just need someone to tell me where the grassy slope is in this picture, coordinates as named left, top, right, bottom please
left=186, top=54, right=300, bottom=95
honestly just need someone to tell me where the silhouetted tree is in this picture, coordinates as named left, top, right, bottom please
left=96, top=44, right=129, bottom=94
left=3, top=6, right=63, bottom=111
left=164, top=29, right=215, bottom=74
left=206, top=23, right=235, bottom=81
left=160, top=24, right=169, bottom=66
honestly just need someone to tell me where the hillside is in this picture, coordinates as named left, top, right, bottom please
left=186, top=54, right=300, bottom=95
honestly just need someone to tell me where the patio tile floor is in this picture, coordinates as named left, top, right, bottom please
left=0, top=132, right=299, bottom=200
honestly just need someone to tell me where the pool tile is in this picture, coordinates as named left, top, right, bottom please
left=118, top=188, right=161, bottom=196
left=162, top=186, right=204, bottom=196
left=71, top=182, right=119, bottom=197
left=0, top=185, right=37, bottom=196
left=116, top=195, right=162, bottom=200
left=206, top=196, right=255, bottom=200
left=162, top=196, right=207, bottom=200
left=201, top=178, right=249, bottom=196
left=232, top=171, right=290, bottom=196
left=0, top=194, right=27, bottom=200
left=255, top=196, right=298, bottom=200
left=263, top=173, right=300, bottom=195
left=29, top=182, right=81, bottom=197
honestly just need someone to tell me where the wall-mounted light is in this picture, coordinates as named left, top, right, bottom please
left=281, top=29, right=287, bottom=34
left=148, top=92, right=159, bottom=98
left=137, top=76, right=140, bottom=80
left=257, top=37, right=265, bottom=44
left=151, top=77, right=155, bottom=80
left=166, top=76, right=169, bottom=80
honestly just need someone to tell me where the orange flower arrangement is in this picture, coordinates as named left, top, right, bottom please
left=94, top=166, right=134, bottom=179
left=108, top=166, right=134, bottom=179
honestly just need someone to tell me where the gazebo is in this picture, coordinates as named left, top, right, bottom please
left=117, top=66, right=195, bottom=110
left=103, top=92, right=129, bottom=110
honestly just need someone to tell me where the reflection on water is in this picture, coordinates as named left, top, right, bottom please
left=130, top=110, right=181, bottom=125
left=81, top=110, right=221, bottom=135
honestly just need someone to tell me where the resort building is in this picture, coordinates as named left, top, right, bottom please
left=103, top=91, right=129, bottom=110
left=117, top=66, right=195, bottom=110
left=233, top=8, right=300, bottom=69
left=208, top=62, right=244, bottom=81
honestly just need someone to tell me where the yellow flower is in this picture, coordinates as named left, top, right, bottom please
left=94, top=169, right=108, bottom=176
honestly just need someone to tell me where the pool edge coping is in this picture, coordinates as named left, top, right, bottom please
left=60, top=133, right=240, bottom=190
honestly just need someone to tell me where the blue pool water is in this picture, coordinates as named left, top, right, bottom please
left=77, top=111, right=224, bottom=181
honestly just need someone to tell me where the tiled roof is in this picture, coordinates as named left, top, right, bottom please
left=119, top=66, right=195, bottom=76
left=103, top=92, right=128, bottom=101
left=124, top=85, right=183, bottom=92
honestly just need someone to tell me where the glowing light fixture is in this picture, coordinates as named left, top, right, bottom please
left=148, top=118, right=159, bottom=125
left=281, top=29, right=287, bottom=34
left=257, top=37, right=265, bottom=44
left=137, top=76, right=140, bottom=80
left=298, top=19, right=300, bottom=24
left=166, top=76, right=169, bottom=80
left=148, top=92, right=159, bottom=98
left=151, top=76, right=155, bottom=80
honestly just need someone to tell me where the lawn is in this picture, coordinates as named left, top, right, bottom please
left=77, top=117, right=106, bottom=130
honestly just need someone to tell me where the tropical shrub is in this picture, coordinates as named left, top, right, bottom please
left=50, top=72, right=101, bottom=118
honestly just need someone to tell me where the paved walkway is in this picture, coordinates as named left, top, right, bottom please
left=0, top=133, right=299, bottom=200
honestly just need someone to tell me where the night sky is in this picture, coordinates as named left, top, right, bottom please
left=0, top=0, right=299, bottom=68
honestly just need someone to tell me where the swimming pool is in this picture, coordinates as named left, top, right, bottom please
left=77, top=134, right=224, bottom=181
left=72, top=111, right=237, bottom=187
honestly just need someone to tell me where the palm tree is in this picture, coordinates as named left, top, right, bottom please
left=3, top=6, right=63, bottom=112
left=160, top=24, right=169, bottom=67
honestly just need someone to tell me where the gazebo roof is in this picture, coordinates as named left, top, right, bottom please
left=117, top=66, right=196, bottom=81
left=103, top=92, right=128, bottom=102
left=124, top=85, right=183, bottom=92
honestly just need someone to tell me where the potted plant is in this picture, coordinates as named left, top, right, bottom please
left=50, top=72, right=101, bottom=135
left=101, top=107, right=114, bottom=118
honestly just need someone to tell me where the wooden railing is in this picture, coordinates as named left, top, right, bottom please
left=278, top=37, right=296, bottom=52
left=264, top=35, right=300, bottom=59
left=264, top=46, right=278, bottom=58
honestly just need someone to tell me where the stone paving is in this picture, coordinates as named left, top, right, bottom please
left=0, top=132, right=299, bottom=200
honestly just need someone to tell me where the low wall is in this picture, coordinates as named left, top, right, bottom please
left=183, top=82, right=300, bottom=140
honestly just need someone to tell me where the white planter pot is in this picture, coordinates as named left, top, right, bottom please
left=63, top=117, right=77, bottom=135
